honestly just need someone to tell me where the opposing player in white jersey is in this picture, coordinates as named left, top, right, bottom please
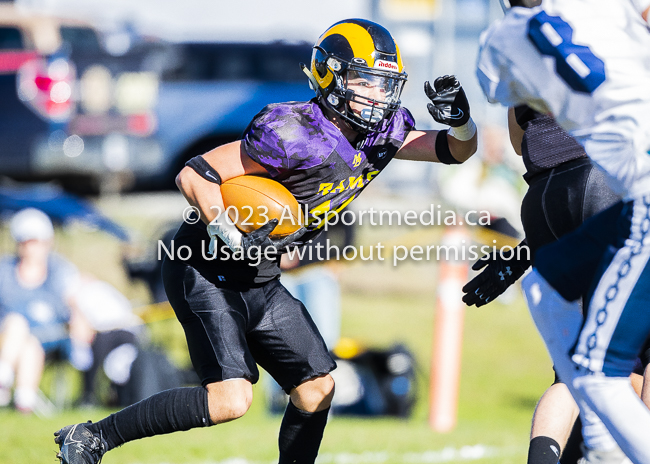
left=477, top=1, right=650, bottom=463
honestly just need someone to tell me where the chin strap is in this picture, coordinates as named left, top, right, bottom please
left=300, top=64, right=322, bottom=97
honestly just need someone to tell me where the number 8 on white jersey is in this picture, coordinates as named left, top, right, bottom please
left=477, top=0, right=650, bottom=198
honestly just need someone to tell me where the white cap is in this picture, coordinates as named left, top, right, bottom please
left=10, top=208, right=54, bottom=242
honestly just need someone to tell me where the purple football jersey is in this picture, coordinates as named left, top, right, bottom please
left=170, top=99, right=416, bottom=287
left=243, top=99, right=415, bottom=233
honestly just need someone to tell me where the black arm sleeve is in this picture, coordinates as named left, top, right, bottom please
left=185, top=155, right=222, bottom=184
left=435, top=130, right=461, bottom=165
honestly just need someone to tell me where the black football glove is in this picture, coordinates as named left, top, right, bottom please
left=425, top=75, right=470, bottom=127
left=461, top=240, right=531, bottom=307
left=241, top=219, right=309, bottom=256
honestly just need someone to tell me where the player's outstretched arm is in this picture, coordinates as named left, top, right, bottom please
left=396, top=75, right=477, bottom=163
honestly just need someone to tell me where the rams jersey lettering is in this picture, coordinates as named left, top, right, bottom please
left=172, top=99, right=415, bottom=286
left=477, top=0, right=650, bottom=198
left=243, top=99, right=414, bottom=236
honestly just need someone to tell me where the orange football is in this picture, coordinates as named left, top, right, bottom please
left=220, top=175, right=303, bottom=238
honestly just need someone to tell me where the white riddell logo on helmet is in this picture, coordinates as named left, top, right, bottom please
left=375, top=60, right=398, bottom=71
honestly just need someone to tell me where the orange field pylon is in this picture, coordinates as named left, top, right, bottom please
left=429, top=225, right=470, bottom=432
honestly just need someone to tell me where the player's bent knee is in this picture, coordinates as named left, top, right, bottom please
left=227, top=393, right=252, bottom=420
left=291, top=374, right=335, bottom=412
left=206, top=379, right=253, bottom=423
left=314, top=374, right=335, bottom=402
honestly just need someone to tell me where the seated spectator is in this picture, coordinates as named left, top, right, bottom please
left=0, top=208, right=93, bottom=413
left=74, top=275, right=144, bottom=407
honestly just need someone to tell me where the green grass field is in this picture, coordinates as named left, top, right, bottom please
left=0, top=194, right=553, bottom=464
left=0, top=275, right=552, bottom=464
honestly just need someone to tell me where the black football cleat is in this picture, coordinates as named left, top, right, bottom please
left=54, top=422, right=107, bottom=464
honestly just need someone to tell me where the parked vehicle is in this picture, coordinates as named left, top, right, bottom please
left=0, top=4, right=76, bottom=180
left=134, top=41, right=314, bottom=190
left=0, top=4, right=314, bottom=193
left=0, top=4, right=161, bottom=193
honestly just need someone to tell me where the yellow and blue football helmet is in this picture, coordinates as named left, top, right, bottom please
left=303, top=18, right=407, bottom=133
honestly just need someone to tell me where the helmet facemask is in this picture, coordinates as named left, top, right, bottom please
left=306, top=18, right=408, bottom=134
left=320, top=54, right=407, bottom=133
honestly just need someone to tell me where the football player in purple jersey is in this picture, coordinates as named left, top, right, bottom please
left=54, top=19, right=477, bottom=464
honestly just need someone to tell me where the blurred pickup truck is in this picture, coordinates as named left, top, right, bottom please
left=0, top=4, right=161, bottom=192
left=0, top=4, right=314, bottom=193
left=0, top=6, right=78, bottom=184
left=136, top=41, right=314, bottom=190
